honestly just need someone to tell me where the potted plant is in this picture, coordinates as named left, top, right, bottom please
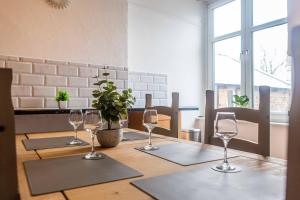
left=92, top=71, right=135, bottom=147
left=232, top=95, right=249, bottom=108
left=55, top=90, right=69, bottom=109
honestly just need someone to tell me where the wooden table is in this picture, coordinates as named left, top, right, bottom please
left=16, top=129, right=286, bottom=200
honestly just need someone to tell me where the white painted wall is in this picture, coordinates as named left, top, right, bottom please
left=128, top=0, right=207, bottom=107
left=128, top=0, right=207, bottom=128
left=288, top=0, right=300, bottom=54
left=0, top=0, right=128, bottom=66
left=288, top=0, right=300, bottom=26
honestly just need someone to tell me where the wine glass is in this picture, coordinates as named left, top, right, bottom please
left=83, top=110, right=103, bottom=160
left=68, top=109, right=83, bottom=145
left=119, top=112, right=128, bottom=128
left=142, top=109, right=159, bottom=151
left=120, top=112, right=129, bottom=141
left=212, top=112, right=241, bottom=173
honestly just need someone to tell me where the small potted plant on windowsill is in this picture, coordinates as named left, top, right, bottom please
left=232, top=95, right=249, bottom=108
left=92, top=70, right=135, bottom=148
left=55, top=90, right=69, bottom=109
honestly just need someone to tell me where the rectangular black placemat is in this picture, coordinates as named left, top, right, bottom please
left=123, top=131, right=156, bottom=141
left=24, top=154, right=143, bottom=195
left=132, top=167, right=286, bottom=200
left=136, top=143, right=237, bottom=166
left=22, top=136, right=89, bottom=151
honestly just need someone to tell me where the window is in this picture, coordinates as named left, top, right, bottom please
left=208, top=0, right=290, bottom=122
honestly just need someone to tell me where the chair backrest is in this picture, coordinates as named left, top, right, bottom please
left=0, top=69, right=19, bottom=200
left=204, top=86, right=270, bottom=156
left=286, top=26, right=300, bottom=200
left=145, top=92, right=180, bottom=138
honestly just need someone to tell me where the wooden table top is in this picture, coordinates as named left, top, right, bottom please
left=16, top=129, right=287, bottom=200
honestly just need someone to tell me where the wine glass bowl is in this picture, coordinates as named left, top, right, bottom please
left=119, top=113, right=128, bottom=128
left=68, top=109, right=83, bottom=145
left=119, top=112, right=129, bottom=141
left=212, top=112, right=241, bottom=173
left=83, top=110, right=103, bottom=160
left=142, top=109, right=159, bottom=151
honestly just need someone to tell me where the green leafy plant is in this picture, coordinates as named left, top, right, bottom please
left=92, top=71, right=135, bottom=130
left=55, top=90, right=70, bottom=102
left=232, top=95, right=249, bottom=107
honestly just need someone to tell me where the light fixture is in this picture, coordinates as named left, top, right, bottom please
left=46, top=0, right=70, bottom=9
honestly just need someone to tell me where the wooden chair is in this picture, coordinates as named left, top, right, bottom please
left=0, top=69, right=19, bottom=200
left=204, top=86, right=270, bottom=156
left=145, top=92, right=180, bottom=138
left=286, top=26, right=300, bottom=200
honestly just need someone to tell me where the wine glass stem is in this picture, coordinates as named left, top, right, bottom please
left=223, top=139, right=229, bottom=164
left=91, top=131, right=95, bottom=153
left=148, top=129, right=152, bottom=146
left=75, top=129, right=78, bottom=140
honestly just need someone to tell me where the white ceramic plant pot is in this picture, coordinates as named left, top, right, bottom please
left=96, top=129, right=123, bottom=148
left=57, top=101, right=67, bottom=109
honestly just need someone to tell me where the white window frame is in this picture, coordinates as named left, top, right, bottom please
left=207, top=0, right=289, bottom=123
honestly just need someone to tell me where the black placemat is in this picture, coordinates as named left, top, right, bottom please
left=136, top=143, right=237, bottom=166
left=132, top=167, right=286, bottom=200
left=123, top=131, right=156, bottom=141
left=22, top=136, right=89, bottom=151
left=24, top=154, right=143, bottom=196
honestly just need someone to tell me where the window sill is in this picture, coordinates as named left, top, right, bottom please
left=270, top=122, right=289, bottom=126
left=197, top=116, right=289, bottom=127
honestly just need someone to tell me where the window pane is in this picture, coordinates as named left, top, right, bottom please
left=253, top=24, right=291, bottom=113
left=253, top=0, right=287, bottom=26
left=214, top=0, right=241, bottom=37
left=214, top=36, right=241, bottom=108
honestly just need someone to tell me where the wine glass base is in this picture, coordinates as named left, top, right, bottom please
left=67, top=139, right=83, bottom=145
left=142, top=145, right=159, bottom=151
left=83, top=152, right=104, bottom=160
left=212, top=165, right=241, bottom=173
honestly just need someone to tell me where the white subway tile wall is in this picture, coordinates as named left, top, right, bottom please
left=57, top=65, right=78, bottom=76
left=11, top=86, right=32, bottom=97
left=3, top=55, right=168, bottom=109
left=19, top=97, right=44, bottom=108
left=45, top=75, right=68, bottom=87
left=33, top=63, right=57, bottom=75
left=6, top=61, right=32, bottom=73
left=12, top=73, right=19, bottom=84
left=79, top=67, right=98, bottom=78
left=68, top=77, right=88, bottom=87
left=12, top=97, right=18, bottom=108
left=33, top=86, right=56, bottom=97
left=3, top=55, right=129, bottom=109
left=128, top=71, right=168, bottom=107
left=20, top=74, right=44, bottom=85
left=116, top=70, right=128, bottom=80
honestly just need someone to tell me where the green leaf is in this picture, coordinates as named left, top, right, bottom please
left=232, top=94, right=249, bottom=107
left=55, top=90, right=69, bottom=102
left=91, top=75, right=136, bottom=129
